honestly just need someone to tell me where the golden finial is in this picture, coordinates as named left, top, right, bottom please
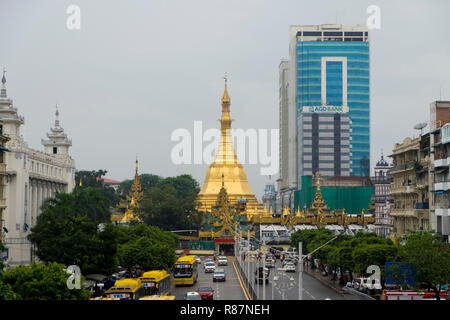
left=316, top=171, right=321, bottom=189
left=135, top=154, right=139, bottom=175
left=222, top=74, right=230, bottom=104
left=79, top=178, right=82, bottom=187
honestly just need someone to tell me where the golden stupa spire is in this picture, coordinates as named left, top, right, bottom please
left=197, top=77, right=263, bottom=215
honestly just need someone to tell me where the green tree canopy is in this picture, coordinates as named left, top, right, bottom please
left=28, top=188, right=119, bottom=275
left=400, top=231, right=450, bottom=299
left=0, top=262, right=90, bottom=300
left=116, top=224, right=178, bottom=271
left=117, top=173, right=161, bottom=196
left=139, top=175, right=203, bottom=231
left=75, top=169, right=120, bottom=207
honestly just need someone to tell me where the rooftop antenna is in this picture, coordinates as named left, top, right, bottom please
left=414, top=122, right=428, bottom=136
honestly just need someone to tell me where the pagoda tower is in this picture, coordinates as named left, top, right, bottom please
left=198, top=78, right=263, bottom=215
left=42, top=106, right=72, bottom=157
left=111, top=158, right=144, bottom=223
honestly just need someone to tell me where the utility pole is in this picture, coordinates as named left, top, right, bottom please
left=299, top=241, right=303, bottom=300
left=247, top=231, right=250, bottom=296
left=262, top=238, right=266, bottom=300
left=257, top=256, right=260, bottom=299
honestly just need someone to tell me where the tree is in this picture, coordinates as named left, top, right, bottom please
left=291, top=228, right=333, bottom=254
left=0, top=244, right=16, bottom=300
left=139, top=175, right=203, bottom=231
left=400, top=231, right=450, bottom=300
left=352, top=243, right=399, bottom=281
left=0, top=262, right=90, bottom=300
left=28, top=189, right=119, bottom=275
left=76, top=169, right=120, bottom=207
left=117, top=174, right=161, bottom=196
left=116, top=224, right=178, bottom=271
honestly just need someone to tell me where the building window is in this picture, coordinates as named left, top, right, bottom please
left=53, top=147, right=57, bottom=154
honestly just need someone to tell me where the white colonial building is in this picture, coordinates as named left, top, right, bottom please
left=0, top=71, right=75, bottom=265
left=372, top=153, right=394, bottom=238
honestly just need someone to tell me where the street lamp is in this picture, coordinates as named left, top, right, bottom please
left=262, top=239, right=266, bottom=300
left=299, top=241, right=303, bottom=300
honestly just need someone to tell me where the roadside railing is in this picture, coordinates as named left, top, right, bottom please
left=234, top=256, right=257, bottom=300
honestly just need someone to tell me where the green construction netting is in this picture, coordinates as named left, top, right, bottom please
left=294, top=176, right=374, bottom=214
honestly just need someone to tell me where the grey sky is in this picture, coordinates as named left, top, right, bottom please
left=1, top=0, right=449, bottom=199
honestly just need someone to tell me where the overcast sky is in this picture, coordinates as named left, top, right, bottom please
left=1, top=0, right=449, bottom=199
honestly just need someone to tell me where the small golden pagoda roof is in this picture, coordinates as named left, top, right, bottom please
left=310, top=171, right=328, bottom=212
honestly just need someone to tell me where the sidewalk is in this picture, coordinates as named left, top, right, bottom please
left=303, top=267, right=345, bottom=294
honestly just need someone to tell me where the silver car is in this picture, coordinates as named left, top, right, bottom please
left=213, top=269, right=226, bottom=282
left=204, top=262, right=215, bottom=273
left=218, top=257, right=228, bottom=266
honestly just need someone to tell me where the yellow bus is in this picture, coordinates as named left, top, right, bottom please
left=139, top=270, right=172, bottom=296
left=103, top=278, right=146, bottom=300
left=139, top=295, right=176, bottom=300
left=173, top=256, right=198, bottom=286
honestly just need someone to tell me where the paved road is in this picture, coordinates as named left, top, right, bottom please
left=237, top=257, right=361, bottom=300
left=172, top=256, right=246, bottom=300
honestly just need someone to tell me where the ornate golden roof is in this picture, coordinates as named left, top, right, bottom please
left=197, top=78, right=263, bottom=214
left=310, top=171, right=329, bottom=212
left=111, top=159, right=143, bottom=223
left=126, top=159, right=144, bottom=207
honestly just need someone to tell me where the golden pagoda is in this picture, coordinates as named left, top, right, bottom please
left=111, top=159, right=144, bottom=223
left=197, top=78, right=263, bottom=214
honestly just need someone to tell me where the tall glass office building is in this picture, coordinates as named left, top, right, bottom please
left=285, top=25, right=370, bottom=190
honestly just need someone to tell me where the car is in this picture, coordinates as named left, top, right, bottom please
left=285, top=263, right=296, bottom=272
left=194, top=256, right=201, bottom=264
left=269, top=247, right=283, bottom=259
left=282, top=259, right=294, bottom=268
left=204, top=261, right=215, bottom=273
left=213, top=269, right=226, bottom=282
left=197, top=286, right=214, bottom=300
left=265, top=257, right=275, bottom=268
left=204, top=258, right=214, bottom=264
left=218, top=257, right=228, bottom=266
left=184, top=292, right=202, bottom=300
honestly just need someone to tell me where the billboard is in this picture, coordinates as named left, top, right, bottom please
left=301, top=105, right=349, bottom=113
left=385, top=262, right=417, bottom=286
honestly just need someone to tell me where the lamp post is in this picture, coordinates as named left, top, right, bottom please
left=298, top=241, right=303, bottom=300
left=262, top=238, right=266, bottom=300
left=247, top=231, right=250, bottom=296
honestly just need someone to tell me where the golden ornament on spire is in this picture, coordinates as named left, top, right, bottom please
left=222, top=75, right=230, bottom=104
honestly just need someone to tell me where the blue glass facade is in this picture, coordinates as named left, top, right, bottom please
left=297, top=41, right=370, bottom=176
